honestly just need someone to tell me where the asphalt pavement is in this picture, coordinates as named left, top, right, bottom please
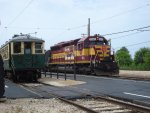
left=4, top=79, right=42, bottom=98
left=43, top=73, right=150, bottom=106
left=4, top=73, right=150, bottom=107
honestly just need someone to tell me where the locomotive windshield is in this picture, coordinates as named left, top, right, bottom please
left=87, top=36, right=108, bottom=46
left=89, top=41, right=104, bottom=45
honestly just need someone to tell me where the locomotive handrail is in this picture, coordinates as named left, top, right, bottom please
left=90, top=55, right=93, bottom=67
left=94, top=52, right=98, bottom=67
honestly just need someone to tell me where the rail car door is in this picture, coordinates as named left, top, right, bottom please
left=24, top=42, right=32, bottom=68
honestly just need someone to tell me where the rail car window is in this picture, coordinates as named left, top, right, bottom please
left=13, top=42, right=21, bottom=53
left=35, top=43, right=42, bottom=53
left=24, top=42, right=31, bottom=54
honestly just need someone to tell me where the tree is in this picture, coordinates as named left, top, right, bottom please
left=134, top=47, right=150, bottom=64
left=115, top=47, right=132, bottom=66
left=143, top=52, right=150, bottom=65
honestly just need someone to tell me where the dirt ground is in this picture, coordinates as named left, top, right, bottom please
left=119, top=70, right=150, bottom=79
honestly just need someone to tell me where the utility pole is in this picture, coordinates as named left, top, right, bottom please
left=88, top=18, right=90, bottom=36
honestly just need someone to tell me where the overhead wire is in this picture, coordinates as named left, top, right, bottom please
left=54, top=3, right=150, bottom=38
left=102, top=25, right=150, bottom=36
left=7, top=0, right=34, bottom=27
left=110, top=31, right=142, bottom=40
left=0, top=0, right=34, bottom=38
left=2, top=26, right=65, bottom=30
left=3, top=3, right=150, bottom=33
left=115, top=40, right=150, bottom=50
left=9, top=3, right=147, bottom=31
left=1, top=1, right=150, bottom=45
left=91, top=3, right=150, bottom=24
left=66, top=3, right=150, bottom=31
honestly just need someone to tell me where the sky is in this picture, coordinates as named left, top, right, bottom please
left=0, top=0, right=150, bottom=58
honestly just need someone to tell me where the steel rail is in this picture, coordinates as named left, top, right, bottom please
left=38, top=78, right=150, bottom=113
left=59, top=97, right=99, bottom=113
left=18, top=77, right=150, bottom=113
left=19, top=82, right=99, bottom=113
left=95, top=96, right=150, bottom=113
left=38, top=73, right=150, bottom=113
left=39, top=80, right=150, bottom=113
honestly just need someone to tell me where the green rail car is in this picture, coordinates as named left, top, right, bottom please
left=0, top=34, right=45, bottom=82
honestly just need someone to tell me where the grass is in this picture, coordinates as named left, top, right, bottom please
left=119, top=64, right=150, bottom=71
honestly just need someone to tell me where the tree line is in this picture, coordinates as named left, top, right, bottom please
left=115, top=47, right=150, bottom=70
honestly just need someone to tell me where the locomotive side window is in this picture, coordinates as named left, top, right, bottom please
left=78, top=43, right=83, bottom=50
left=84, top=41, right=89, bottom=48
left=13, top=42, right=21, bottom=53
left=35, top=43, right=42, bottom=53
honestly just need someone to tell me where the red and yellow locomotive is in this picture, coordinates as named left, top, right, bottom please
left=46, top=34, right=119, bottom=75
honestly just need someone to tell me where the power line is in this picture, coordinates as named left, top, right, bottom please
left=2, top=26, right=65, bottom=30
left=67, top=3, right=150, bottom=31
left=3, top=3, right=150, bottom=32
left=91, top=3, right=150, bottom=24
left=115, top=40, right=150, bottom=49
left=7, top=0, right=34, bottom=26
left=102, top=25, right=150, bottom=36
left=111, top=29, right=150, bottom=40
left=111, top=31, right=144, bottom=40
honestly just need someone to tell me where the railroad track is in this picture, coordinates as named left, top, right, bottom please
left=19, top=82, right=150, bottom=113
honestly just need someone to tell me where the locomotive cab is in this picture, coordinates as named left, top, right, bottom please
left=76, top=34, right=119, bottom=75
left=77, top=34, right=112, bottom=62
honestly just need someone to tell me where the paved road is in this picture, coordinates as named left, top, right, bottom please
left=70, top=74, right=150, bottom=105
left=4, top=79, right=42, bottom=98
left=45, top=73, right=150, bottom=106
left=4, top=73, right=150, bottom=106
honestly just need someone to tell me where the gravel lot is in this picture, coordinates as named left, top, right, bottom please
left=0, top=98, right=85, bottom=113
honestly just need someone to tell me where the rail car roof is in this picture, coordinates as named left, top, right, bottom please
left=10, top=34, right=44, bottom=42
left=0, top=34, right=44, bottom=48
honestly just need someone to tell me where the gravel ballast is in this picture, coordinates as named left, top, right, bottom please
left=0, top=98, right=86, bottom=113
